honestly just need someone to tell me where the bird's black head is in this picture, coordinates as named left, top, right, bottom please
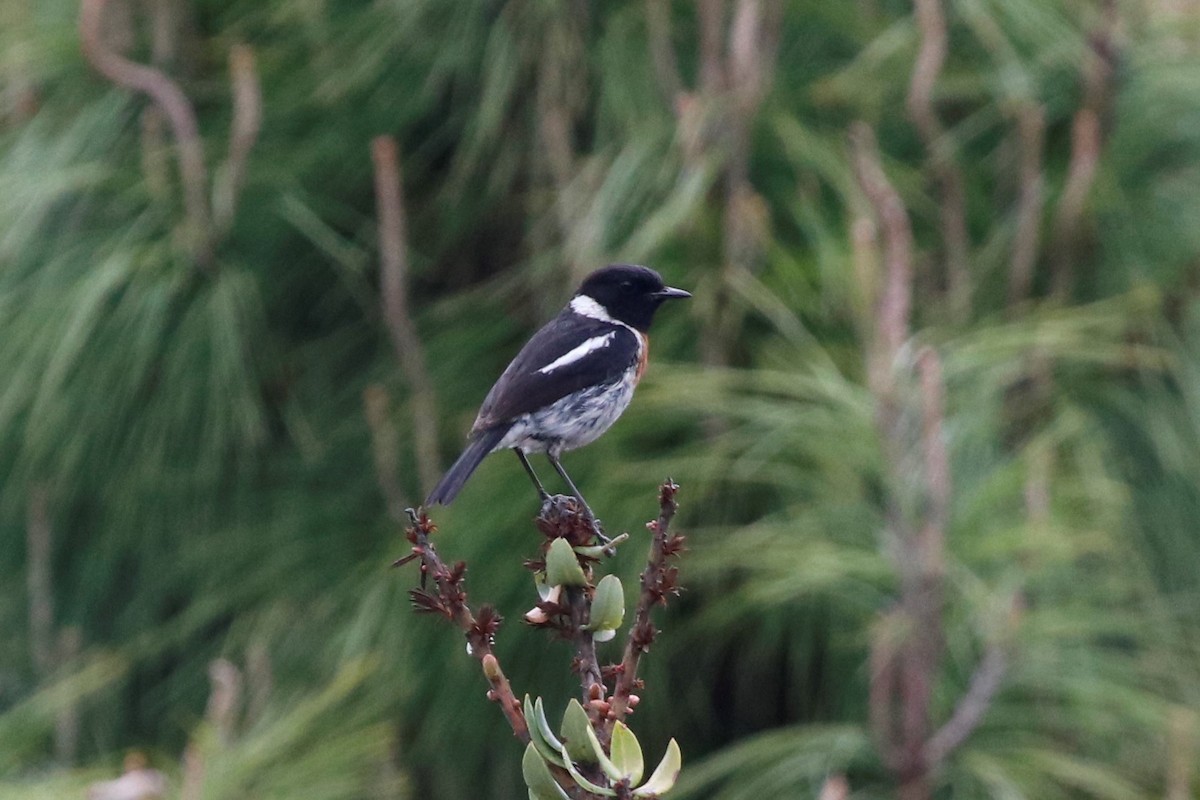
left=573, top=264, right=690, bottom=332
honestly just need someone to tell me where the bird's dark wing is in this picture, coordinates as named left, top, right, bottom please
left=472, top=312, right=640, bottom=431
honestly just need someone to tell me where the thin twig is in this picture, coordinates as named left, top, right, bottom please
left=370, top=136, right=442, bottom=498
left=916, top=347, right=949, bottom=572
left=703, top=0, right=779, bottom=370
left=403, top=511, right=530, bottom=742
left=145, top=0, right=177, bottom=67
left=868, top=612, right=905, bottom=771
left=923, top=643, right=1006, bottom=766
left=26, top=484, right=54, bottom=676
left=1049, top=108, right=1101, bottom=300
left=854, top=122, right=957, bottom=800
left=79, top=0, right=213, bottom=270
left=729, top=0, right=772, bottom=115
left=402, top=512, right=596, bottom=800
left=849, top=122, right=913, bottom=397
left=606, top=481, right=682, bottom=729
left=1166, top=707, right=1198, bottom=800
left=206, top=658, right=242, bottom=745
left=55, top=628, right=81, bottom=764
left=1006, top=103, right=1046, bottom=306
left=214, top=44, right=261, bottom=233
left=1051, top=0, right=1119, bottom=299
left=819, top=774, right=851, bottom=800
left=244, top=639, right=273, bottom=728
left=907, top=0, right=971, bottom=321
left=896, top=348, right=952, bottom=794
left=410, top=486, right=682, bottom=798
left=697, top=0, right=726, bottom=94
left=566, top=585, right=604, bottom=699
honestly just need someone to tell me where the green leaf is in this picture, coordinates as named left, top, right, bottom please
left=545, top=538, right=588, bottom=587
left=633, top=738, right=681, bottom=797
left=559, top=699, right=597, bottom=763
left=610, top=721, right=645, bottom=785
left=560, top=747, right=617, bottom=796
left=534, top=571, right=554, bottom=601
left=586, top=720, right=625, bottom=783
left=574, top=533, right=630, bottom=558
left=524, top=696, right=566, bottom=767
left=522, top=743, right=569, bottom=800
left=587, top=575, right=625, bottom=633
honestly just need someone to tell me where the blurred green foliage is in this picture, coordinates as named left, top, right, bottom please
left=2, top=0, right=1200, bottom=798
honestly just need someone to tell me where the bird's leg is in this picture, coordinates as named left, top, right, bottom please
left=546, top=454, right=609, bottom=544
left=514, top=449, right=551, bottom=503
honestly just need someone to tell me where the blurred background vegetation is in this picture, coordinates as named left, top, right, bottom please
left=3, top=0, right=1200, bottom=797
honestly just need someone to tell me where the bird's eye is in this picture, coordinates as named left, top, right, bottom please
left=619, top=280, right=634, bottom=293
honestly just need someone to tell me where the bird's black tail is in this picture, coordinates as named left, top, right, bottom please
left=425, top=426, right=508, bottom=506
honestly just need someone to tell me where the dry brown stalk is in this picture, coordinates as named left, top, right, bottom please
left=406, top=484, right=684, bottom=797
left=605, top=481, right=682, bottom=730
left=370, top=136, right=442, bottom=498
left=849, top=122, right=913, bottom=397
left=1006, top=103, right=1047, bottom=306
left=79, top=0, right=213, bottom=269
left=907, top=0, right=971, bottom=321
left=26, top=485, right=54, bottom=676
left=214, top=44, right=261, bottom=232
left=1050, top=108, right=1102, bottom=299
left=852, top=121, right=1007, bottom=800
left=402, top=511, right=531, bottom=743
left=1050, top=0, right=1120, bottom=298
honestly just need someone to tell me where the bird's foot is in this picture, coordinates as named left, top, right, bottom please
left=538, top=494, right=616, bottom=552
left=589, top=518, right=611, bottom=545
left=573, top=503, right=613, bottom=551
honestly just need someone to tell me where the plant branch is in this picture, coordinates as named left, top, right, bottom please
left=697, top=0, right=726, bottom=94
left=410, top=485, right=682, bottom=798
left=1049, top=108, right=1101, bottom=299
left=606, top=481, right=683, bottom=730
left=849, top=122, right=913, bottom=398
left=1006, top=103, right=1046, bottom=307
left=868, top=611, right=905, bottom=771
left=26, top=484, right=55, bottom=677
left=79, top=0, right=213, bottom=270
left=907, top=0, right=970, bottom=321
left=923, top=642, right=1006, bottom=767
left=371, top=136, right=442, bottom=498
left=401, top=511, right=530, bottom=743
left=214, top=43, right=261, bottom=233
left=401, top=510, right=597, bottom=799
left=1050, top=0, right=1119, bottom=299
left=916, top=347, right=949, bottom=573
left=566, top=583, right=604, bottom=707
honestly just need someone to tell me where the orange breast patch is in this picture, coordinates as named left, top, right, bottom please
left=636, top=333, right=649, bottom=381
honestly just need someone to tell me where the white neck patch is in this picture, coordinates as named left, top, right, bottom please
left=570, top=295, right=614, bottom=322
left=570, top=295, right=640, bottom=336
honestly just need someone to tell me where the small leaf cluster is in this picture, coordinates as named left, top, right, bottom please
left=522, top=696, right=681, bottom=799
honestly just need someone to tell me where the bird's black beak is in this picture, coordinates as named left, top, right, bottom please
left=654, top=286, right=691, bottom=300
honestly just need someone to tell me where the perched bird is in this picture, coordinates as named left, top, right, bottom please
left=425, top=264, right=690, bottom=529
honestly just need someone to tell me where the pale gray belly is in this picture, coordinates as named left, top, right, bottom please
left=494, top=370, right=637, bottom=456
